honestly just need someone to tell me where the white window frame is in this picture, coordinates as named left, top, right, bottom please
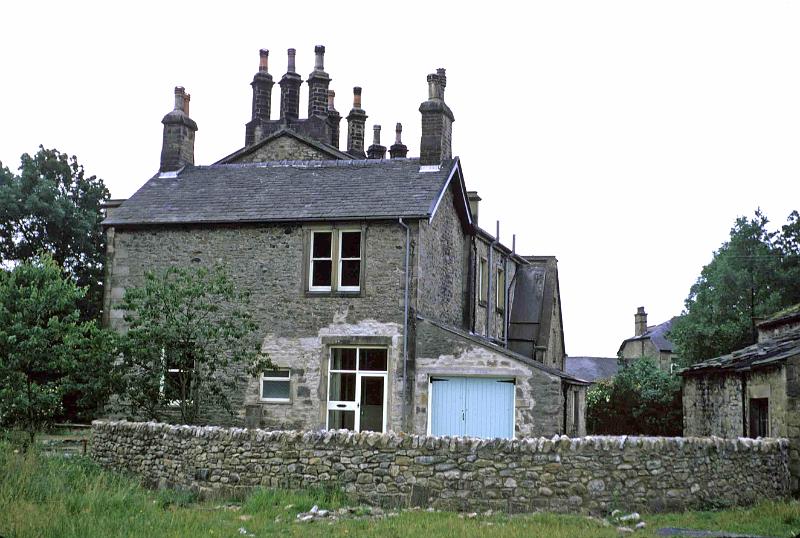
left=496, top=267, right=505, bottom=312
left=478, top=257, right=488, bottom=304
left=158, top=348, right=184, bottom=407
left=337, top=230, right=362, bottom=292
left=260, top=368, right=291, bottom=403
left=326, top=346, right=388, bottom=433
left=309, top=230, right=334, bottom=292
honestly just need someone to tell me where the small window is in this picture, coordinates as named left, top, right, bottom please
left=479, top=257, right=488, bottom=304
left=261, top=369, right=291, bottom=402
left=338, top=231, right=361, bottom=291
left=749, top=398, right=769, bottom=438
left=496, top=267, right=505, bottom=311
left=310, top=231, right=333, bottom=290
left=161, top=350, right=188, bottom=406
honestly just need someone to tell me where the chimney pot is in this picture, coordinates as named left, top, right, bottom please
left=367, top=124, right=386, bottom=159
left=389, top=122, right=408, bottom=159
left=635, top=307, right=648, bottom=336
left=372, top=124, right=381, bottom=145
left=327, top=90, right=336, bottom=110
left=287, top=48, right=296, bottom=73
left=353, top=86, right=362, bottom=108
left=395, top=123, right=403, bottom=144
left=174, top=86, right=186, bottom=111
left=346, top=87, right=367, bottom=158
left=259, top=49, right=269, bottom=72
left=314, top=45, right=325, bottom=71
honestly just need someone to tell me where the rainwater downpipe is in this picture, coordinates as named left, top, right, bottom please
left=486, top=220, right=499, bottom=339
left=398, top=218, right=410, bottom=429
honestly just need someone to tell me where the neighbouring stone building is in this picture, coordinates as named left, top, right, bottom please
left=681, top=306, right=800, bottom=492
left=564, top=356, right=619, bottom=384
left=102, top=46, right=587, bottom=439
left=618, top=307, right=677, bottom=372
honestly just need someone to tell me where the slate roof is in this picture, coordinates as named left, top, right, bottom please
left=680, top=327, right=800, bottom=376
left=565, top=357, right=619, bottom=383
left=103, top=158, right=458, bottom=226
left=618, top=317, right=677, bottom=354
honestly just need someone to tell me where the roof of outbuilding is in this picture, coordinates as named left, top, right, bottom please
left=680, top=327, right=800, bottom=376
left=103, top=158, right=459, bottom=226
left=618, top=317, right=677, bottom=354
left=565, top=356, right=619, bottom=383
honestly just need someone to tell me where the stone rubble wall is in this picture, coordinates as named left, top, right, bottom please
left=90, top=420, right=790, bottom=514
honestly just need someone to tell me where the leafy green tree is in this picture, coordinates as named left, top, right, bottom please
left=0, top=147, right=110, bottom=321
left=116, top=265, right=270, bottom=424
left=586, top=357, right=682, bottom=435
left=670, top=210, right=800, bottom=364
left=0, top=255, right=115, bottom=444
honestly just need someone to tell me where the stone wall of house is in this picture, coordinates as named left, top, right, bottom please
left=683, top=373, right=743, bottom=438
left=104, top=221, right=410, bottom=427
left=414, top=318, right=565, bottom=438
left=91, top=420, right=791, bottom=514
left=234, top=136, right=332, bottom=162
left=787, top=355, right=800, bottom=492
left=417, top=184, right=469, bottom=330
left=472, top=237, right=512, bottom=343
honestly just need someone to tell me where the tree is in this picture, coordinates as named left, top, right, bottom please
left=0, top=255, right=115, bottom=444
left=116, top=265, right=270, bottom=424
left=670, top=210, right=800, bottom=364
left=586, top=357, right=682, bottom=436
left=0, top=147, right=110, bottom=321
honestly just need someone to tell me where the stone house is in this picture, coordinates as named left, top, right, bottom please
left=680, top=306, right=800, bottom=491
left=102, top=46, right=588, bottom=439
left=618, top=307, right=677, bottom=372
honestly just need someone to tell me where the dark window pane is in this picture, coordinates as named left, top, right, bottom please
left=312, top=260, right=332, bottom=287
left=328, top=409, right=355, bottom=430
left=361, top=349, right=387, bottom=371
left=312, top=232, right=332, bottom=258
left=262, top=380, right=290, bottom=400
left=164, top=371, right=184, bottom=401
left=263, top=369, right=290, bottom=378
left=329, top=372, right=356, bottom=401
left=331, top=348, right=356, bottom=370
left=340, top=260, right=360, bottom=287
left=360, top=376, right=384, bottom=432
left=341, top=231, right=361, bottom=259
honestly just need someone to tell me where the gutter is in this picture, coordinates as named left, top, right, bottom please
left=398, top=218, right=411, bottom=431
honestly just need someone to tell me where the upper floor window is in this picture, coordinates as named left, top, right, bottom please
left=309, top=229, right=362, bottom=293
left=478, top=257, right=488, bottom=304
left=496, top=267, right=505, bottom=312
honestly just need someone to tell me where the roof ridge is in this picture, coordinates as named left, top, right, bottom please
left=201, top=157, right=420, bottom=170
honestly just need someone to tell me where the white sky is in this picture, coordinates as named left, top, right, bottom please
left=2, top=1, right=799, bottom=357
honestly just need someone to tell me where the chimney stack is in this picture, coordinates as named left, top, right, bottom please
left=246, top=49, right=275, bottom=146
left=367, top=125, right=387, bottom=159
left=419, top=68, right=454, bottom=166
left=346, top=87, right=367, bottom=158
left=326, top=90, right=341, bottom=149
left=307, top=45, right=331, bottom=118
left=635, top=307, right=648, bottom=336
left=467, top=191, right=481, bottom=225
left=160, top=86, right=198, bottom=172
left=279, top=48, right=302, bottom=121
left=389, top=123, right=408, bottom=159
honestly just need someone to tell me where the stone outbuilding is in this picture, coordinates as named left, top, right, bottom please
left=102, top=46, right=588, bottom=439
left=680, top=306, right=800, bottom=491
left=618, top=307, right=677, bottom=372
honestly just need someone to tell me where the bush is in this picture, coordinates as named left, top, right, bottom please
left=586, top=357, right=682, bottom=436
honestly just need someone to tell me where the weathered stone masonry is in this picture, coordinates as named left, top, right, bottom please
left=92, top=420, right=790, bottom=514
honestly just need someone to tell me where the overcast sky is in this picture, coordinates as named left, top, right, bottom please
left=2, top=1, right=799, bottom=357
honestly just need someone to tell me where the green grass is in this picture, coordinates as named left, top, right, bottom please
left=0, top=442, right=798, bottom=537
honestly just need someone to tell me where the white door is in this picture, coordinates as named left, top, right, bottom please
left=327, top=347, right=387, bottom=433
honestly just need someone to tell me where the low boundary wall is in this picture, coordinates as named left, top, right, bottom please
left=91, top=421, right=790, bottom=514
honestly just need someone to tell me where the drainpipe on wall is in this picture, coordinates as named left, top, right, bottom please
left=486, top=221, right=499, bottom=339
left=398, top=218, right=411, bottom=431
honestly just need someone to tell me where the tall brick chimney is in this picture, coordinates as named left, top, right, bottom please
left=326, top=90, right=341, bottom=149
left=279, top=48, right=302, bottom=122
left=307, top=45, right=331, bottom=118
left=160, top=86, right=198, bottom=172
left=635, top=307, right=648, bottom=336
left=419, top=68, right=454, bottom=166
left=246, top=49, right=274, bottom=146
left=389, top=123, right=408, bottom=159
left=367, top=125, right=387, bottom=159
left=346, top=87, right=367, bottom=158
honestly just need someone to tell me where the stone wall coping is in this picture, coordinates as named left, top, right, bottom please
left=91, top=420, right=789, bottom=453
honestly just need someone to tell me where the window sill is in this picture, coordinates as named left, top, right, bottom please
left=305, top=290, right=363, bottom=298
left=260, top=399, right=293, bottom=405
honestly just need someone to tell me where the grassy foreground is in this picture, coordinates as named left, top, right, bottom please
left=0, top=443, right=798, bottom=538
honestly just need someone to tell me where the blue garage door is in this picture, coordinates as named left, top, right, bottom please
left=430, top=377, right=515, bottom=439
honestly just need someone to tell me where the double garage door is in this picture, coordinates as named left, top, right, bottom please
left=429, top=377, right=515, bottom=439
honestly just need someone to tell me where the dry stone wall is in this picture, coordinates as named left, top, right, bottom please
left=91, top=421, right=790, bottom=514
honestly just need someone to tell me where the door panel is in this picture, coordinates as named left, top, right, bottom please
left=430, top=378, right=465, bottom=437
left=359, top=376, right=385, bottom=432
